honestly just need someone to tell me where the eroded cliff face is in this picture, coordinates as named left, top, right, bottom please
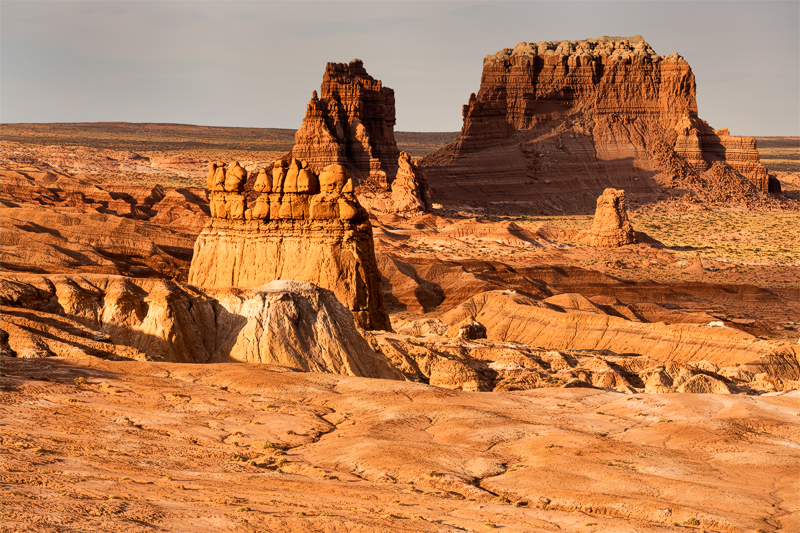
left=422, top=36, right=777, bottom=213
left=189, top=160, right=391, bottom=331
left=287, top=60, right=431, bottom=216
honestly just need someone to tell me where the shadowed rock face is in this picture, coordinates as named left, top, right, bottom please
left=190, top=160, right=391, bottom=331
left=422, top=36, right=776, bottom=213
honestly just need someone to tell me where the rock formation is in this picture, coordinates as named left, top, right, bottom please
left=672, top=117, right=769, bottom=190
left=390, top=151, right=432, bottom=214
left=0, top=274, right=401, bottom=379
left=373, top=330, right=798, bottom=394
left=421, top=36, right=778, bottom=213
left=286, top=60, right=430, bottom=215
left=0, top=165, right=202, bottom=279
left=290, top=59, right=400, bottom=184
left=577, top=188, right=636, bottom=247
left=189, top=159, right=391, bottom=331
left=436, top=290, right=771, bottom=367
left=359, top=151, right=432, bottom=215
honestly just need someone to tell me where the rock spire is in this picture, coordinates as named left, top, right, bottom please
left=290, top=59, right=400, bottom=186
left=577, top=188, right=637, bottom=248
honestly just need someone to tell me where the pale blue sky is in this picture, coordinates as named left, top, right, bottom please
left=2, top=1, right=798, bottom=135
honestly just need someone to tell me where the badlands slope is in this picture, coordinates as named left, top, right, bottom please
left=1, top=123, right=799, bottom=532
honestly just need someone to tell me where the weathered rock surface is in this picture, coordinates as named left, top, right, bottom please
left=371, top=330, right=799, bottom=394
left=577, top=188, right=637, bottom=247
left=0, top=165, right=201, bottom=279
left=6, top=357, right=799, bottom=531
left=190, top=161, right=391, bottom=330
left=359, top=151, right=432, bottom=216
left=437, top=290, right=778, bottom=366
left=0, top=274, right=401, bottom=379
left=421, top=36, right=781, bottom=213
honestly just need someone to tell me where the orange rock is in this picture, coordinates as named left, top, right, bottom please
left=297, top=167, right=319, bottom=194
left=577, top=188, right=636, bottom=248
left=319, top=164, right=348, bottom=193
left=272, top=160, right=287, bottom=192
left=420, top=36, right=779, bottom=213
left=193, top=163, right=389, bottom=330
left=251, top=194, right=270, bottom=220
left=283, top=158, right=302, bottom=193
left=223, top=161, right=246, bottom=193
left=212, top=162, right=226, bottom=191
left=290, top=60, right=399, bottom=184
left=253, top=168, right=272, bottom=193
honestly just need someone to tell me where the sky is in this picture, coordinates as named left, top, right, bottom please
left=1, top=1, right=798, bottom=135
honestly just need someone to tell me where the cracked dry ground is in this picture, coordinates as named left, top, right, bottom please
left=2, top=357, right=798, bottom=533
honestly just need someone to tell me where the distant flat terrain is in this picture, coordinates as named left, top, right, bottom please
left=0, top=123, right=459, bottom=188
left=0, top=122, right=459, bottom=160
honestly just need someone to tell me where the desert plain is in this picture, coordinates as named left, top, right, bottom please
left=1, top=36, right=799, bottom=533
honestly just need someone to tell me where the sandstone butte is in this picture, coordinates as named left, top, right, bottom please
left=286, top=59, right=431, bottom=216
left=421, top=36, right=782, bottom=213
left=188, top=159, right=391, bottom=331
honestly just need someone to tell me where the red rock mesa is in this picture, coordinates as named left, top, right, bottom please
left=422, top=36, right=777, bottom=213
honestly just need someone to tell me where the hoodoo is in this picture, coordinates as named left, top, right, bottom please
left=577, top=188, right=636, bottom=247
left=422, top=36, right=777, bottom=213
left=188, top=160, right=391, bottom=331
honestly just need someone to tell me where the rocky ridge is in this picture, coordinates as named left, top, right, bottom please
left=0, top=165, right=205, bottom=279
left=0, top=274, right=400, bottom=379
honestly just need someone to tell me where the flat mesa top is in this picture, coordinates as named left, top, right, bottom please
left=489, top=35, right=683, bottom=62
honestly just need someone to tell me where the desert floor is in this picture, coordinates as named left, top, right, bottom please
left=3, top=357, right=799, bottom=533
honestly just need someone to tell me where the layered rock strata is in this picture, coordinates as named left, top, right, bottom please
left=672, top=117, right=769, bottom=190
left=359, top=151, right=432, bottom=216
left=0, top=165, right=202, bottom=279
left=577, top=188, right=636, bottom=247
left=422, top=36, right=776, bottom=213
left=290, top=59, right=400, bottom=184
left=190, top=160, right=391, bottom=331
left=287, top=60, right=430, bottom=215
